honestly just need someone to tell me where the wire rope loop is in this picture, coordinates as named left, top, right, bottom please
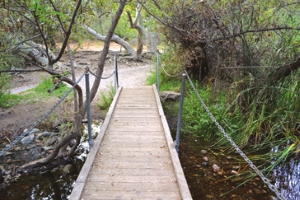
left=0, top=71, right=86, bottom=157
left=184, top=70, right=286, bottom=200
left=101, top=71, right=115, bottom=79
left=160, top=64, right=184, bottom=78
left=87, top=70, right=100, bottom=78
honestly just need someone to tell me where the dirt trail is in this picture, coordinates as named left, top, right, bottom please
left=2, top=43, right=154, bottom=139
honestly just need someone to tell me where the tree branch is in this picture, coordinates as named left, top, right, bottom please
left=85, top=25, right=135, bottom=56
left=51, top=0, right=82, bottom=64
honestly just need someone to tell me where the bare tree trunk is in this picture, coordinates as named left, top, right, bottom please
left=85, top=26, right=136, bottom=56
left=87, top=0, right=127, bottom=107
left=127, top=3, right=144, bottom=60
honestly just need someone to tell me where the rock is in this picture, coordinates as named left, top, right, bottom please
left=36, top=131, right=53, bottom=141
left=46, top=136, right=59, bottom=146
left=201, top=150, right=207, bottom=154
left=202, top=162, right=209, bottom=166
left=61, top=164, right=75, bottom=174
left=23, top=128, right=40, bottom=135
left=231, top=170, right=239, bottom=175
left=203, top=157, right=209, bottom=162
left=160, top=91, right=180, bottom=101
left=253, top=188, right=265, bottom=195
left=41, top=146, right=54, bottom=151
left=212, top=164, right=220, bottom=172
left=42, top=131, right=53, bottom=137
left=21, top=134, right=35, bottom=145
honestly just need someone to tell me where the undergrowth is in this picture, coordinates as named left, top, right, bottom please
left=0, top=77, right=72, bottom=108
left=149, top=59, right=300, bottom=175
left=97, top=85, right=114, bottom=112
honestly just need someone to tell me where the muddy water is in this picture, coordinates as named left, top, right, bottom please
left=177, top=134, right=272, bottom=199
left=0, top=123, right=98, bottom=200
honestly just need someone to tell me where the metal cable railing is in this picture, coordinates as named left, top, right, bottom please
left=185, top=71, right=285, bottom=200
left=156, top=51, right=286, bottom=200
left=0, top=53, right=120, bottom=156
left=0, top=71, right=86, bottom=157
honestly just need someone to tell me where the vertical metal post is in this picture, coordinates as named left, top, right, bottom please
left=156, top=50, right=160, bottom=92
left=85, top=72, right=93, bottom=148
left=114, top=53, right=119, bottom=95
left=175, top=73, right=186, bottom=153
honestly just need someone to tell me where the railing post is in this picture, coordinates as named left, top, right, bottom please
left=175, top=73, right=186, bottom=153
left=85, top=72, right=93, bottom=149
left=114, top=53, right=119, bottom=95
left=156, top=50, right=160, bottom=92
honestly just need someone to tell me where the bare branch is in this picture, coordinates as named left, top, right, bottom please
left=48, top=0, right=67, bottom=33
left=51, top=0, right=83, bottom=64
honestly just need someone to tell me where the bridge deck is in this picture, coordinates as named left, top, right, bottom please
left=70, top=86, right=192, bottom=200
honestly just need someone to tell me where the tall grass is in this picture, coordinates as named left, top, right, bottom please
left=150, top=58, right=300, bottom=172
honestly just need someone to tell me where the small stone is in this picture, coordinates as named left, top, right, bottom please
left=202, top=162, right=209, bottom=166
left=42, top=131, right=53, bottom=137
left=231, top=170, right=239, bottom=175
left=61, top=164, right=75, bottom=174
left=203, top=157, right=209, bottom=162
left=201, top=150, right=207, bottom=154
left=253, top=188, right=264, bottom=195
left=212, top=164, right=220, bottom=172
left=23, top=128, right=40, bottom=135
left=21, top=134, right=35, bottom=145
left=42, top=146, right=54, bottom=151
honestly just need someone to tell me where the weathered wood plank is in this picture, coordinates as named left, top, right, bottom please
left=81, top=190, right=180, bottom=199
left=71, top=86, right=191, bottom=200
left=152, top=84, right=193, bottom=200
left=92, top=149, right=167, bottom=157
left=84, top=181, right=179, bottom=192
left=92, top=161, right=173, bottom=170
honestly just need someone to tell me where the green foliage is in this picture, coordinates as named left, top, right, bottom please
left=22, top=77, right=72, bottom=100
left=0, top=93, right=22, bottom=108
left=97, top=85, right=114, bottom=112
left=182, top=84, right=228, bottom=140
left=0, top=76, right=71, bottom=108
left=32, top=78, right=69, bottom=98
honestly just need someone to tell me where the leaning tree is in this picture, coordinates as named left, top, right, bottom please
left=0, top=0, right=128, bottom=169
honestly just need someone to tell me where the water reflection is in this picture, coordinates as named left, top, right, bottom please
left=0, top=121, right=101, bottom=200
left=273, top=158, right=300, bottom=200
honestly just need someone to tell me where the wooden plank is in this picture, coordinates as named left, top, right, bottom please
left=112, top=113, right=159, bottom=118
left=81, top=190, right=180, bottom=199
left=103, top=135, right=164, bottom=142
left=68, top=87, right=123, bottom=200
left=87, top=168, right=175, bottom=176
left=94, top=155, right=170, bottom=164
left=152, top=85, right=193, bottom=200
left=83, top=181, right=179, bottom=192
left=108, top=126, right=163, bottom=132
left=87, top=175, right=177, bottom=183
left=98, top=147, right=168, bottom=153
left=92, top=149, right=166, bottom=157
left=92, top=162, right=172, bottom=170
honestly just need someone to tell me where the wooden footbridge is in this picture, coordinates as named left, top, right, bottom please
left=69, top=85, right=192, bottom=200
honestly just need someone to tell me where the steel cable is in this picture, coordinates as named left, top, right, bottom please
left=184, top=70, right=286, bottom=200
left=0, top=72, right=86, bottom=157
left=160, top=64, right=185, bottom=77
